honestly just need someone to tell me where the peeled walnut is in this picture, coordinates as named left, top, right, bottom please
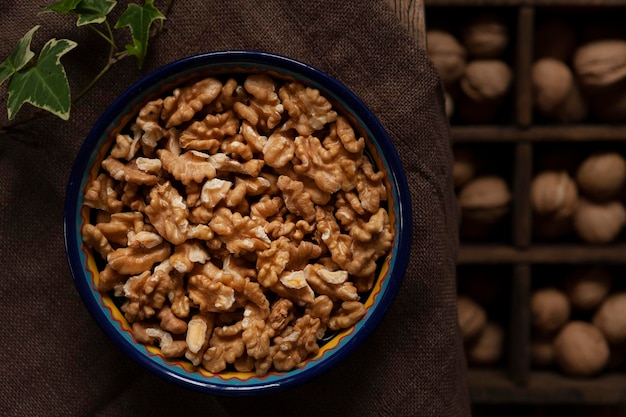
left=426, top=29, right=467, bottom=85
left=573, top=198, right=626, bottom=244
left=460, top=60, right=512, bottom=103
left=593, top=292, right=626, bottom=345
left=465, top=322, right=504, bottom=366
left=461, top=13, right=508, bottom=58
left=530, top=170, right=578, bottom=219
left=553, top=321, right=610, bottom=377
left=573, top=39, right=626, bottom=90
left=563, top=267, right=612, bottom=311
left=534, top=19, right=578, bottom=62
left=576, top=151, right=626, bottom=201
left=531, top=287, right=571, bottom=335
left=457, top=295, right=487, bottom=342
left=531, top=58, right=587, bottom=123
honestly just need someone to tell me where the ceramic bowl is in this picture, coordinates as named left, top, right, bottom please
left=64, top=50, right=412, bottom=395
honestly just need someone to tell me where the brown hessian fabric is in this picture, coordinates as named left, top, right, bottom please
left=0, top=1, right=470, bottom=416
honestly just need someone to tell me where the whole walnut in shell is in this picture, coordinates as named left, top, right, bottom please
left=458, top=175, right=511, bottom=224
left=461, top=13, right=508, bottom=58
left=457, top=295, right=487, bottom=342
left=576, top=151, right=626, bottom=201
left=573, top=39, right=626, bottom=90
left=563, top=267, right=612, bottom=311
left=465, top=322, right=504, bottom=366
left=426, top=29, right=467, bottom=86
left=553, top=321, right=610, bottom=377
left=530, top=170, right=578, bottom=219
left=531, top=287, right=571, bottom=334
left=593, top=292, right=626, bottom=345
left=573, top=198, right=626, bottom=244
left=531, top=58, right=587, bottom=123
left=460, top=60, right=513, bottom=103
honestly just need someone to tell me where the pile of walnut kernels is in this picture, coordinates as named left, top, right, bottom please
left=81, top=74, right=394, bottom=376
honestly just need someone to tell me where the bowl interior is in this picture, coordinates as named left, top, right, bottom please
left=64, top=51, right=412, bottom=394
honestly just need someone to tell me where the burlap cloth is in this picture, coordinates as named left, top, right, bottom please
left=0, top=1, right=470, bottom=416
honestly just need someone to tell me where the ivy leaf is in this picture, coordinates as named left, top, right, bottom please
left=41, top=0, right=82, bottom=14
left=74, top=0, right=117, bottom=25
left=7, top=38, right=78, bottom=120
left=0, top=25, right=40, bottom=86
left=42, top=0, right=116, bottom=26
left=115, top=0, right=165, bottom=69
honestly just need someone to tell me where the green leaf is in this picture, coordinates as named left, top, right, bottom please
left=75, top=0, right=117, bottom=25
left=0, top=25, right=40, bottom=86
left=115, top=0, right=165, bottom=68
left=42, top=0, right=116, bottom=26
left=42, top=0, right=82, bottom=14
left=7, top=38, right=78, bottom=120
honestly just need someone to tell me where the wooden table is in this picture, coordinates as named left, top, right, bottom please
left=388, top=0, right=426, bottom=48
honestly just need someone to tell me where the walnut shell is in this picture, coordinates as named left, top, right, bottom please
left=465, top=322, right=504, bottom=366
left=530, top=170, right=578, bottom=219
left=531, top=58, right=587, bottom=123
left=460, top=60, right=513, bottom=103
left=593, top=292, right=626, bottom=345
left=563, top=267, right=612, bottom=311
left=576, top=151, right=626, bottom=201
left=534, top=19, right=578, bottom=62
left=573, top=198, right=626, bottom=244
left=531, top=287, right=571, bottom=334
left=458, top=176, right=511, bottom=223
left=457, top=295, right=487, bottom=342
left=553, top=321, right=610, bottom=377
left=461, top=14, right=508, bottom=58
left=426, top=29, right=467, bottom=85
left=573, top=39, right=626, bottom=90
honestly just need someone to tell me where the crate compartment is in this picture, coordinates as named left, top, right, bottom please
left=532, top=7, right=626, bottom=125
left=529, top=264, right=626, bottom=378
left=454, top=143, right=516, bottom=243
left=425, top=7, right=518, bottom=125
left=531, top=142, right=626, bottom=245
left=457, top=264, right=513, bottom=370
left=425, top=0, right=626, bottom=408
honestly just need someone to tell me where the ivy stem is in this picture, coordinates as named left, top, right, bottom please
left=1, top=1, right=175, bottom=137
left=74, top=21, right=124, bottom=103
left=87, top=24, right=116, bottom=48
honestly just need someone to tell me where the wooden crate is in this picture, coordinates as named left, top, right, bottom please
left=424, top=0, right=626, bottom=406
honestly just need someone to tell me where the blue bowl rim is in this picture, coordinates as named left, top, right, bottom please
left=64, top=50, right=413, bottom=395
